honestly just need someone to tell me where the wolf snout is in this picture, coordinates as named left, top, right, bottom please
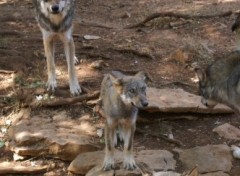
left=141, top=100, right=148, bottom=107
left=51, top=5, right=60, bottom=13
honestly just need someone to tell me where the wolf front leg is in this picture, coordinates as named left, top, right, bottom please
left=62, top=29, right=81, bottom=95
left=42, top=31, right=57, bottom=92
left=123, top=124, right=137, bottom=170
left=103, top=121, right=116, bottom=171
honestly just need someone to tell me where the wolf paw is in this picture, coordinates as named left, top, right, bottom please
left=69, top=79, right=81, bottom=95
left=123, top=157, right=137, bottom=170
left=46, top=79, right=57, bottom=92
left=102, top=159, right=115, bottom=171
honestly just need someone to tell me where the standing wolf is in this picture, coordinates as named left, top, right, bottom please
left=32, top=0, right=81, bottom=95
left=99, top=71, right=148, bottom=170
left=195, top=51, right=240, bottom=113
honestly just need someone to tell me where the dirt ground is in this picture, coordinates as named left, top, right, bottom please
left=1, top=0, right=240, bottom=175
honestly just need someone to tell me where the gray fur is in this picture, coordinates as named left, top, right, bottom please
left=100, top=71, right=148, bottom=171
left=196, top=51, right=240, bottom=113
left=32, top=0, right=75, bottom=32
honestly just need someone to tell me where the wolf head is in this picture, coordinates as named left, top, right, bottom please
left=195, top=68, right=218, bottom=108
left=34, top=0, right=74, bottom=15
left=110, top=71, right=148, bottom=108
left=232, top=13, right=240, bottom=32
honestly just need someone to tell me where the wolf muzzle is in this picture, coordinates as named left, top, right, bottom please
left=51, top=5, right=60, bottom=14
left=141, top=99, right=148, bottom=107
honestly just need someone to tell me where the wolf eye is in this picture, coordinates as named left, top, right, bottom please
left=141, top=87, right=146, bottom=91
left=129, top=88, right=135, bottom=93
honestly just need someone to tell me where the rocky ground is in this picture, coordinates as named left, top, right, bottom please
left=1, top=0, right=240, bottom=175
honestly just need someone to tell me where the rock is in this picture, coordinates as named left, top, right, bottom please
left=9, top=116, right=99, bottom=161
left=84, top=35, right=101, bottom=40
left=135, top=150, right=176, bottom=171
left=68, top=150, right=176, bottom=175
left=68, top=150, right=123, bottom=175
left=213, top=123, right=240, bottom=140
left=153, top=171, right=181, bottom=176
left=115, top=166, right=142, bottom=176
left=86, top=165, right=114, bottom=176
left=176, top=144, right=232, bottom=173
left=145, top=88, right=233, bottom=114
left=68, top=151, right=105, bottom=175
left=200, top=171, right=229, bottom=176
left=90, top=60, right=105, bottom=69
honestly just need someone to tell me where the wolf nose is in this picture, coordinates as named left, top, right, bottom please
left=51, top=5, right=59, bottom=12
left=142, top=101, right=148, bottom=107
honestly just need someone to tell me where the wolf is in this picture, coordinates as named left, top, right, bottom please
left=99, top=71, right=148, bottom=171
left=232, top=13, right=240, bottom=49
left=195, top=51, right=240, bottom=113
left=232, top=13, right=240, bottom=33
left=32, top=0, right=81, bottom=95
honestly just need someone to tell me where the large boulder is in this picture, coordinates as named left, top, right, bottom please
left=146, top=88, right=233, bottom=114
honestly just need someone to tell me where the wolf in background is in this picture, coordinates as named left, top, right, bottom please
left=195, top=13, right=240, bottom=112
left=99, top=71, right=148, bottom=170
left=32, top=0, right=81, bottom=95
left=232, top=13, right=240, bottom=50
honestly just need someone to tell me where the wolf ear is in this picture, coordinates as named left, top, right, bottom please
left=110, top=71, right=124, bottom=79
left=135, top=71, right=146, bottom=81
left=109, top=71, right=124, bottom=86
left=194, top=68, right=206, bottom=82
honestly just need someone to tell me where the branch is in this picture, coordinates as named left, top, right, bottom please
left=125, top=11, right=233, bottom=29
left=30, top=91, right=100, bottom=108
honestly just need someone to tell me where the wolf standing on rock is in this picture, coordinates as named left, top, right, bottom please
left=99, top=71, right=148, bottom=171
left=32, top=0, right=81, bottom=95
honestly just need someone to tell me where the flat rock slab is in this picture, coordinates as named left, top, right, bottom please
left=68, top=150, right=176, bottom=175
left=86, top=165, right=115, bottom=176
left=135, top=150, right=176, bottom=171
left=146, top=88, right=233, bottom=114
left=213, top=123, right=240, bottom=140
left=153, top=171, right=180, bottom=176
left=176, top=144, right=232, bottom=173
left=9, top=114, right=99, bottom=161
left=200, top=172, right=229, bottom=176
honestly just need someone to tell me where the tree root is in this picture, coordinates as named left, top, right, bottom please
left=125, top=11, right=233, bottom=29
